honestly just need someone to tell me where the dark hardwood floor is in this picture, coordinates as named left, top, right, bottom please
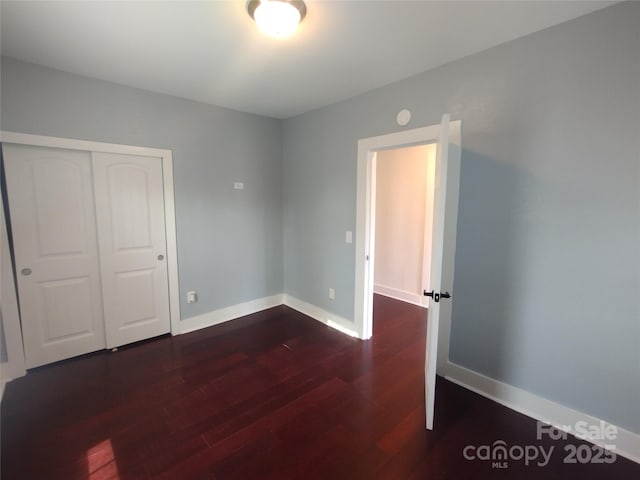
left=1, top=295, right=638, bottom=479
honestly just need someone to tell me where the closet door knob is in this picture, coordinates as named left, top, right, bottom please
left=157, top=254, right=164, bottom=261
left=21, top=267, right=32, bottom=276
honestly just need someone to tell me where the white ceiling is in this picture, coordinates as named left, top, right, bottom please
left=1, top=1, right=615, bottom=119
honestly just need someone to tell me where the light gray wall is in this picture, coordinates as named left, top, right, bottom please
left=282, top=2, right=640, bottom=433
left=0, top=57, right=284, bottom=320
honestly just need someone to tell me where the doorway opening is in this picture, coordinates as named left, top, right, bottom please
left=354, top=116, right=461, bottom=429
left=372, top=143, right=436, bottom=313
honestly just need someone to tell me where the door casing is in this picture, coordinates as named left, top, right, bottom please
left=354, top=119, right=462, bottom=375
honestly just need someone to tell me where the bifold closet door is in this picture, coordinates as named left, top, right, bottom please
left=3, top=144, right=106, bottom=368
left=91, top=152, right=170, bottom=348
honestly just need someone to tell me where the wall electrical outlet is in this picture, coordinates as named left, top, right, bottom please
left=345, top=230, right=353, bottom=244
left=234, top=182, right=244, bottom=190
left=187, top=291, right=198, bottom=303
left=329, top=288, right=335, bottom=300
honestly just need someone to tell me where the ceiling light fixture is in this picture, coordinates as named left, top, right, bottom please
left=247, top=0, right=307, bottom=38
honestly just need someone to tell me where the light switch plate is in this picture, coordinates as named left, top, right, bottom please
left=187, top=291, right=197, bottom=303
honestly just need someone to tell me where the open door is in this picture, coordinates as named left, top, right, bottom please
left=423, top=114, right=461, bottom=429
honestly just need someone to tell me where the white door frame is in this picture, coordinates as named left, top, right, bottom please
left=1, top=185, right=27, bottom=386
left=354, top=120, right=461, bottom=373
left=0, top=131, right=182, bottom=338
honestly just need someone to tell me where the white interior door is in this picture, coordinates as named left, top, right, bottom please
left=424, top=114, right=460, bottom=429
left=92, top=152, right=170, bottom=348
left=3, top=144, right=106, bottom=368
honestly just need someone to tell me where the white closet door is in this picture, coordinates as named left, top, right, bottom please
left=92, top=152, right=170, bottom=348
left=3, top=144, right=106, bottom=368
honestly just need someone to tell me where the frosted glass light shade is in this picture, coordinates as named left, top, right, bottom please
left=248, top=0, right=306, bottom=38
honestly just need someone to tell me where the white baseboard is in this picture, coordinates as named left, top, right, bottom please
left=283, top=294, right=360, bottom=338
left=373, top=284, right=426, bottom=308
left=444, top=361, right=640, bottom=465
left=179, top=294, right=284, bottom=335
